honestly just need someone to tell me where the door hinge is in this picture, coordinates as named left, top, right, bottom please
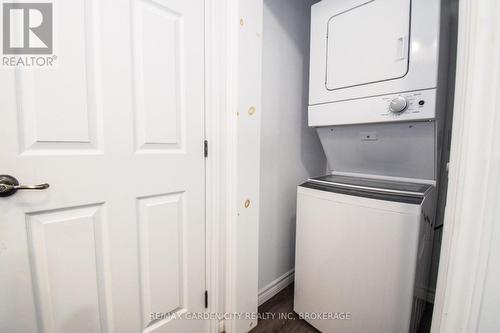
left=204, top=290, right=208, bottom=308
left=204, top=140, right=208, bottom=158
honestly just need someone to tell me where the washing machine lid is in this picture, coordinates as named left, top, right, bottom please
left=303, top=174, right=433, bottom=204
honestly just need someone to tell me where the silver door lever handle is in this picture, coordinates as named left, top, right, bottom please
left=13, top=184, right=50, bottom=190
left=0, top=175, right=50, bottom=197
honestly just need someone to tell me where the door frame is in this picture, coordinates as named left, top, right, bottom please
left=205, top=0, right=263, bottom=332
left=431, top=0, right=500, bottom=331
left=205, top=0, right=234, bottom=331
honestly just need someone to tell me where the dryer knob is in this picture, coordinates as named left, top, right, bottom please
left=389, top=96, right=408, bottom=113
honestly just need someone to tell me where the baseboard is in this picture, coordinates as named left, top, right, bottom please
left=258, top=269, right=295, bottom=306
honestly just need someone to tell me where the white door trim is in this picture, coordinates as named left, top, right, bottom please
left=205, top=0, right=240, bottom=332
left=205, top=0, right=228, bottom=330
left=431, top=0, right=500, bottom=331
left=206, top=1, right=263, bottom=333
left=205, top=0, right=222, bottom=331
left=220, top=0, right=240, bottom=331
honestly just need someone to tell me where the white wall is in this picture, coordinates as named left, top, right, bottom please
left=259, top=0, right=325, bottom=291
left=430, top=0, right=500, bottom=331
left=477, top=212, right=500, bottom=332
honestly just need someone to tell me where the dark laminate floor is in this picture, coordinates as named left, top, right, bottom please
left=249, top=284, right=319, bottom=333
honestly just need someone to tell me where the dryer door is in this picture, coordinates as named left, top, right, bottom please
left=326, top=0, right=411, bottom=91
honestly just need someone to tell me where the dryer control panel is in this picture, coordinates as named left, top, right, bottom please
left=382, top=91, right=435, bottom=119
left=309, top=89, right=436, bottom=126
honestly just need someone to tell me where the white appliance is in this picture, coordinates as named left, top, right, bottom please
left=308, top=0, right=442, bottom=126
left=294, top=175, right=435, bottom=333
left=295, top=0, right=453, bottom=331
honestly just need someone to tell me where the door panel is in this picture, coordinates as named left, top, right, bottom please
left=17, top=0, right=102, bottom=154
left=137, top=193, right=184, bottom=328
left=27, top=204, right=110, bottom=333
left=326, top=0, right=411, bottom=90
left=0, top=0, right=207, bottom=332
left=132, top=0, right=185, bottom=152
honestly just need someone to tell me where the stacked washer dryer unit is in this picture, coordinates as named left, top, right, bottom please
left=294, top=0, right=449, bottom=332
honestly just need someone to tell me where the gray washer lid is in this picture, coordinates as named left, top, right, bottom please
left=308, top=174, right=433, bottom=197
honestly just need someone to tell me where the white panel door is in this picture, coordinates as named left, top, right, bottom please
left=0, top=0, right=207, bottom=332
left=325, top=0, right=411, bottom=90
